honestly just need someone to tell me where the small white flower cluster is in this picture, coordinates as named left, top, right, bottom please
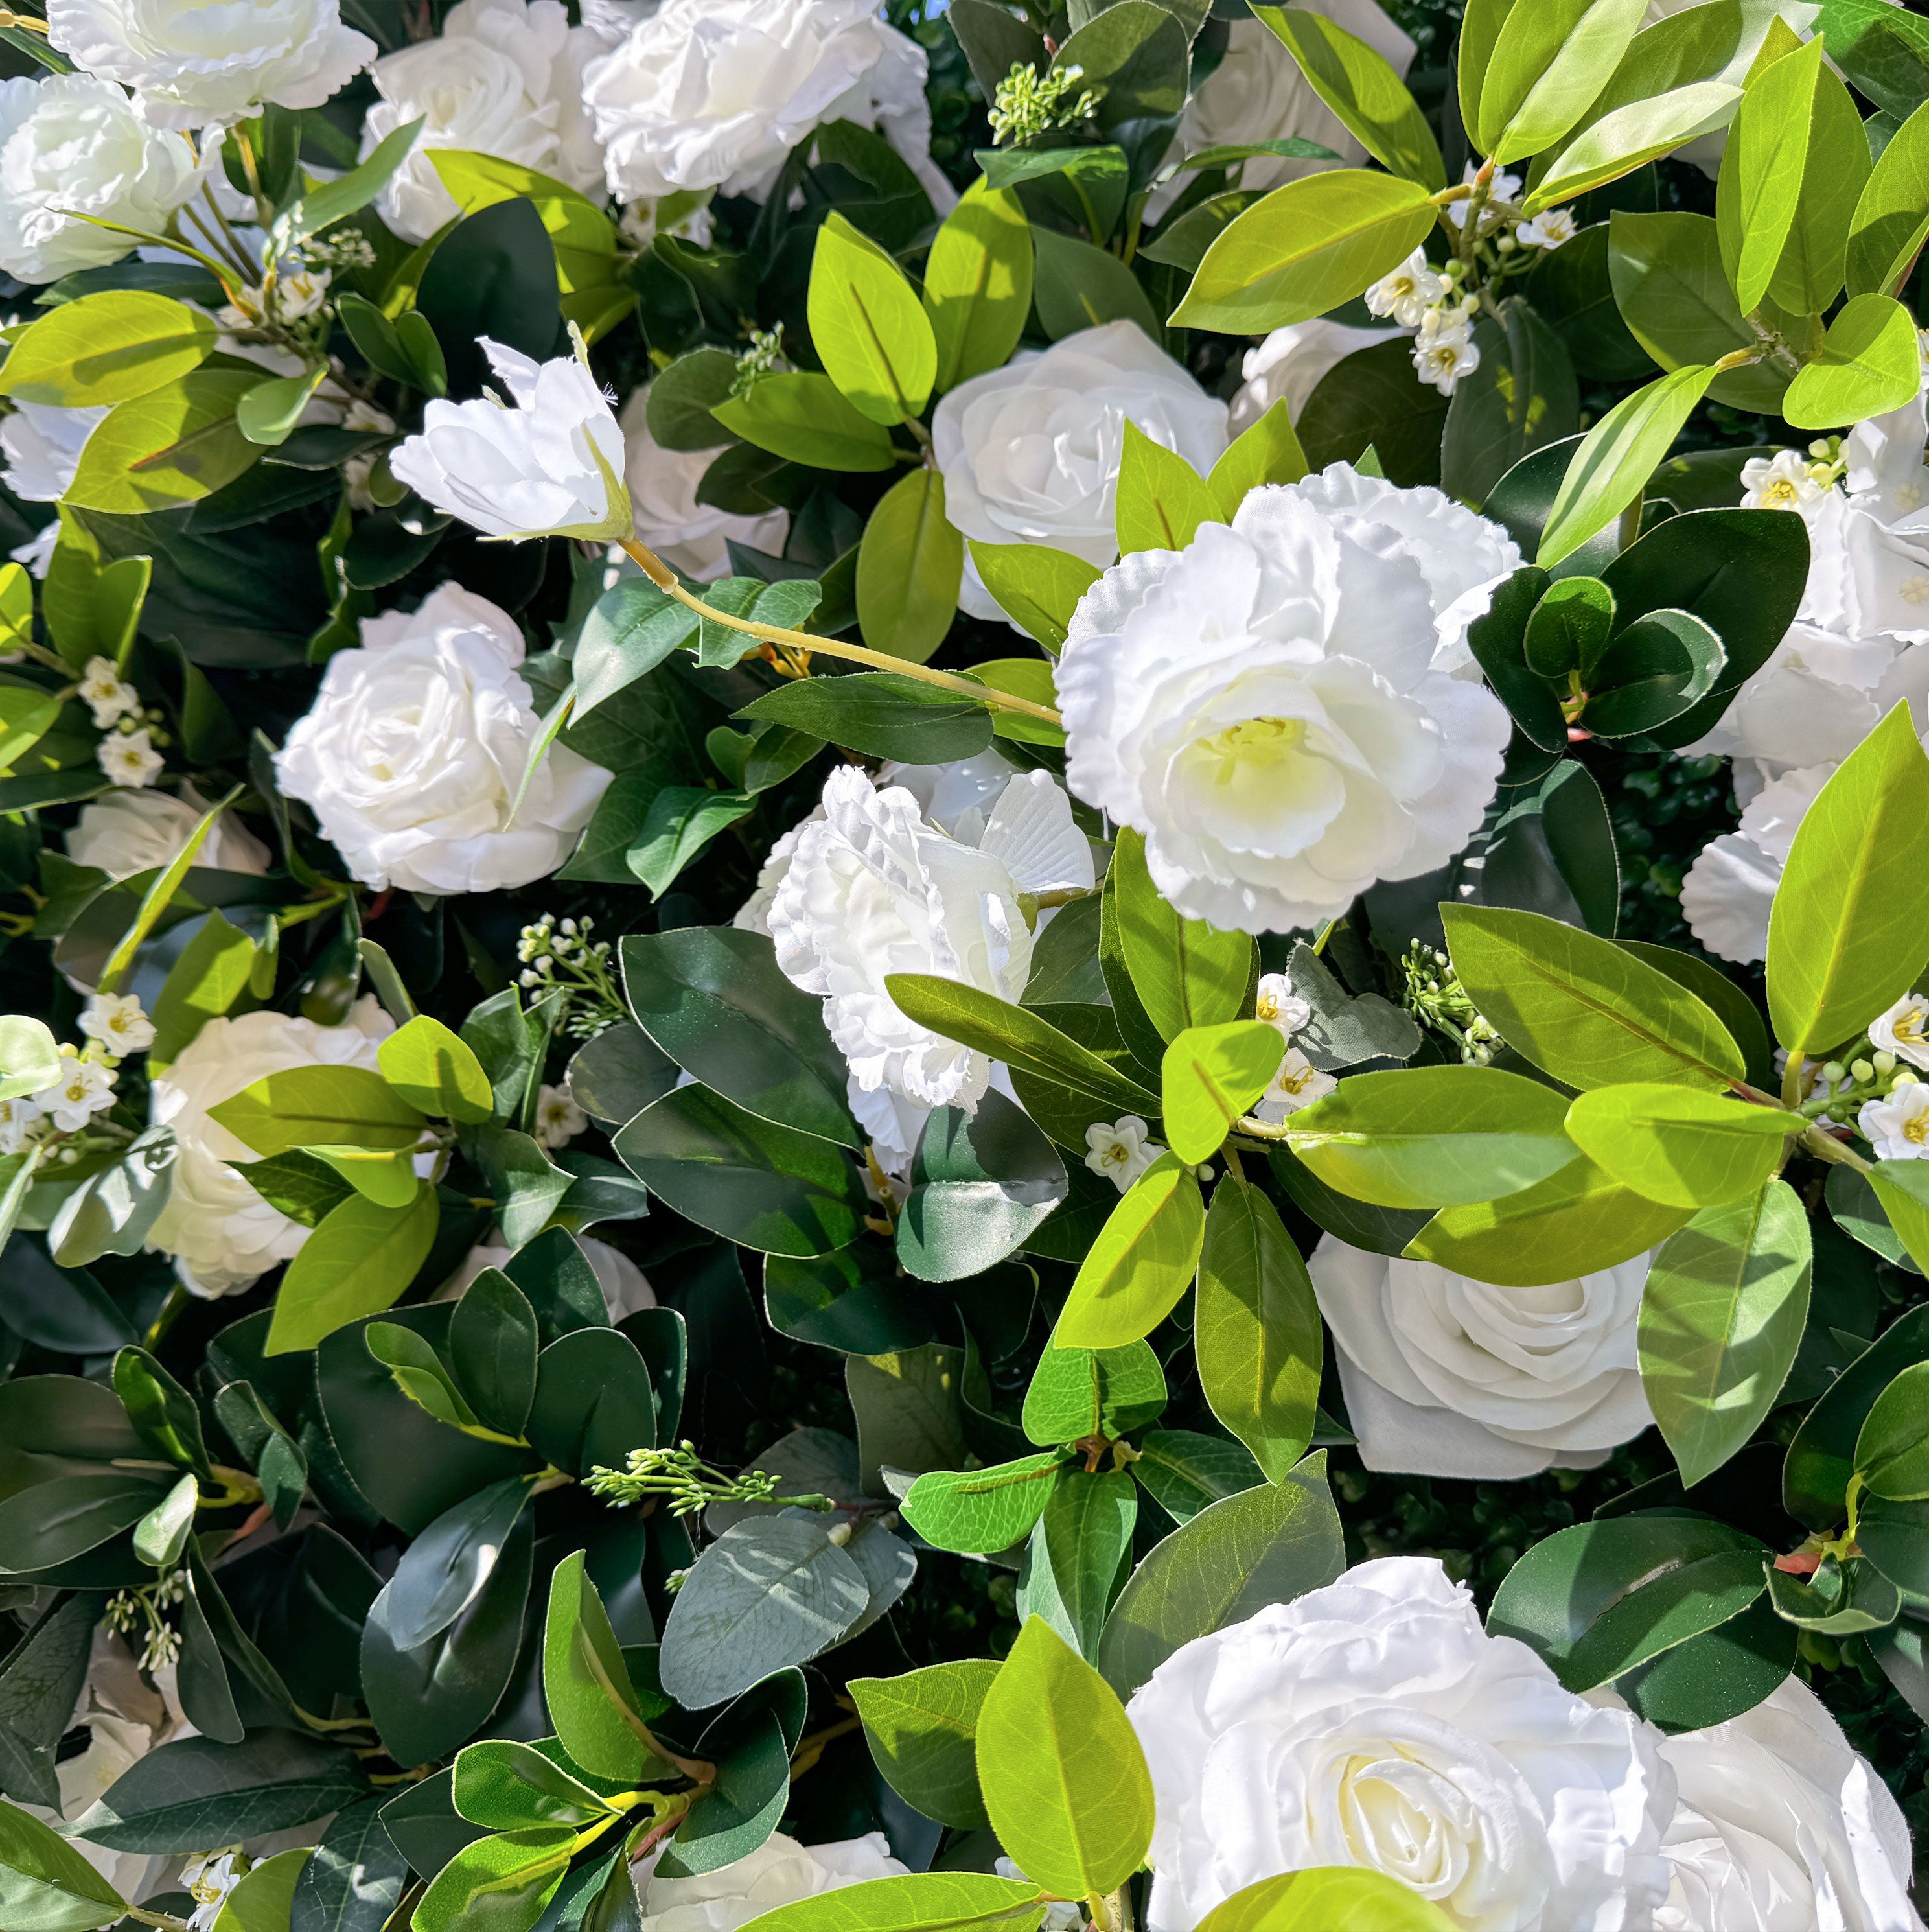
left=104, top=1566, right=188, bottom=1673
left=0, top=1032, right=130, bottom=1152
left=516, top=912, right=627, bottom=1038
left=1251, top=970, right=1335, bottom=1122
left=79, top=654, right=168, bottom=789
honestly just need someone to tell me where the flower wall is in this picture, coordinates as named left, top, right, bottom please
left=2, top=3, right=1929, bottom=1932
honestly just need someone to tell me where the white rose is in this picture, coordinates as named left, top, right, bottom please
left=146, top=997, right=393, bottom=1296
left=619, top=385, right=788, bottom=582
left=0, top=73, right=206, bottom=284
left=1057, top=482, right=1511, bottom=934
left=1652, top=1675, right=1923, bottom=1932
left=768, top=763, right=1093, bottom=1111
left=584, top=0, right=952, bottom=211
left=634, top=1832, right=908, bottom=1932
left=48, top=0, right=375, bottom=130
left=391, top=337, right=632, bottom=543
left=1308, top=1235, right=1654, bottom=1478
left=441, top=1235, right=656, bottom=1320
left=275, top=582, right=611, bottom=895
left=1148, top=1, right=1416, bottom=217
left=1680, top=762, right=1834, bottom=965
left=932, top=320, right=1229, bottom=625
left=66, top=786, right=270, bottom=882
left=1229, top=319, right=1407, bottom=437
left=1127, top=1555, right=1675, bottom=1932
left=362, top=0, right=608, bottom=245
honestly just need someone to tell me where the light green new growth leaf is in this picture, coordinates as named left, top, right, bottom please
left=1054, top=1152, right=1205, bottom=1348
left=1207, top=399, right=1308, bottom=518
left=379, top=1014, right=495, bottom=1124
left=210, top=1064, right=430, bottom=1156
left=0, top=1016, right=60, bottom=1104
left=1848, top=96, right=1929, bottom=298
left=1529, top=82, right=1743, bottom=215
left=1161, top=1022, right=1286, bottom=1165
left=264, top=1186, right=438, bottom=1355
left=1479, top=0, right=1648, bottom=165
left=542, top=1550, right=665, bottom=1782
left=857, top=468, right=963, bottom=666
left=809, top=211, right=937, bottom=426
left=849, top=1661, right=1001, bottom=1829
left=717, top=1873, right=1045, bottom=1932
left=1193, top=1869, right=1459, bottom=1932
left=1564, top=1084, right=1799, bottom=1209
left=924, top=181, right=1034, bottom=393
left=0, top=291, right=216, bottom=407
left=1783, top=294, right=1923, bottom=432
left=1716, top=34, right=1823, bottom=312
left=1115, top=421, right=1221, bottom=557
left=965, top=542, right=1100, bottom=653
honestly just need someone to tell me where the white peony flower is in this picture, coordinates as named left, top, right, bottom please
left=583, top=0, right=952, bottom=211
left=1127, top=1555, right=1675, bottom=1932
left=733, top=812, right=815, bottom=935
left=1364, top=250, right=1447, bottom=330
left=768, top=763, right=1094, bottom=1112
left=1412, top=307, right=1480, bottom=395
left=146, top=997, right=393, bottom=1296
left=66, top=786, right=270, bottom=881
left=1085, top=1115, right=1160, bottom=1193
left=80, top=991, right=154, bottom=1056
left=1229, top=319, right=1408, bottom=438
left=1862, top=1080, right=1929, bottom=1162
left=1652, top=1675, right=1924, bottom=1932
left=3, top=399, right=108, bottom=572
left=632, top=1831, right=908, bottom=1932
left=1871, top=992, right=1929, bottom=1073
left=934, top=320, right=1229, bottom=625
left=391, top=336, right=632, bottom=543
left=48, top=0, right=375, bottom=130
left=1057, top=483, right=1511, bottom=934
left=1148, top=0, right=1415, bottom=218
left=1680, top=762, right=1834, bottom=964
left=0, top=73, right=205, bottom=284
left=97, top=727, right=164, bottom=789
left=275, top=582, right=610, bottom=896
left=361, top=0, right=610, bottom=244
left=619, top=384, right=788, bottom=582
left=442, top=1234, right=654, bottom=1320
left=1308, top=1235, right=1654, bottom=1478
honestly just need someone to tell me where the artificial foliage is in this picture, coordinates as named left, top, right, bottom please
left=2, top=3, right=1929, bottom=1932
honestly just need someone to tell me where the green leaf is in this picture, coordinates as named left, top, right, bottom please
left=1169, top=170, right=1437, bottom=333
left=1112, top=828, right=1254, bottom=1043
left=737, top=672, right=992, bottom=764
left=967, top=657, right=1065, bottom=748
left=901, top=1454, right=1068, bottom=1555
left=1457, top=0, right=1514, bottom=148
left=1190, top=1870, right=1459, bottom=1932
left=378, top=1014, right=494, bottom=1126
left=712, top=373, right=898, bottom=472
left=1580, top=606, right=1726, bottom=739
left=1767, top=704, right=1929, bottom=1053
left=1783, top=293, right=1923, bottom=430
left=1444, top=903, right=1745, bottom=1088
left=283, top=115, right=424, bottom=244
left=1564, top=1084, right=1797, bottom=1208
left=572, top=578, right=699, bottom=717
left=1113, top=420, right=1221, bottom=557
left=265, top=1185, right=439, bottom=1355
left=1856, top=1360, right=1929, bottom=1501
left=626, top=784, right=755, bottom=896
left=209, top=1064, right=429, bottom=1156
left=310, top=1146, right=426, bottom=1211
left=809, top=212, right=936, bottom=425
left=1022, top=1343, right=1168, bottom=1447
left=212, top=1847, right=310, bottom=1932
left=1254, top=5, right=1444, bottom=188
left=714, top=1874, right=1044, bottom=1932
left=49, top=1126, right=177, bottom=1271
left=1478, top=0, right=1649, bottom=163
left=1847, top=95, right=1929, bottom=297
left=1869, top=1160, right=1929, bottom=1275
left=1440, top=300, right=1581, bottom=513
left=1536, top=364, right=1715, bottom=568
left=428, top=148, right=624, bottom=314
left=898, top=1089, right=1068, bottom=1283
left=412, top=1826, right=574, bottom=1932
left=542, top=1552, right=666, bottom=1784
left=1019, top=1471, right=1138, bottom=1660
left=365, top=1320, right=486, bottom=1435
left=1098, top=1453, right=1343, bottom=1696
left=1716, top=35, right=1825, bottom=312
left=384, top=1475, right=534, bottom=1651
left=236, top=365, right=327, bottom=447
left=113, top=1343, right=212, bottom=1478
left=0, top=292, right=216, bottom=407
left=964, top=542, right=1100, bottom=654
left=1639, top=1180, right=1813, bottom=1486
left=925, top=181, right=1034, bottom=393
left=1161, top=1022, right=1285, bottom=1165
left=0, top=1016, right=60, bottom=1104
left=1054, top=1153, right=1205, bottom=1348
left=1032, top=227, right=1161, bottom=341
left=976, top=1617, right=1153, bottom=1902
left=1129, top=1427, right=1264, bottom=1524
left=1196, top=1178, right=1321, bottom=1484
left=0, top=1798, right=124, bottom=1932
left=1206, top=399, right=1309, bottom=518
left=64, top=369, right=264, bottom=515
left=849, top=1662, right=999, bottom=1830
left=857, top=468, right=963, bottom=664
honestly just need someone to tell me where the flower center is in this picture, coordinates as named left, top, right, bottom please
left=1900, top=574, right=1929, bottom=605
left=1906, top=1110, right=1928, bottom=1147
left=1336, top=1752, right=1477, bottom=1898
left=1202, top=716, right=1309, bottom=767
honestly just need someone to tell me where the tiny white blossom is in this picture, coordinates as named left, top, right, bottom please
left=1253, top=972, right=1311, bottom=1039
left=1444, top=161, right=1521, bottom=229
left=32, top=1049, right=115, bottom=1130
left=1411, top=308, right=1479, bottom=396
left=1861, top=1080, right=1929, bottom=1161
left=275, top=266, right=332, bottom=320
left=1253, top=1048, right=1337, bottom=1124
left=80, top=991, right=154, bottom=1056
left=78, top=655, right=140, bottom=729
left=534, top=1082, right=587, bottom=1150
left=1515, top=207, right=1575, bottom=250
left=182, top=1850, right=248, bottom=1932
left=1741, top=448, right=1827, bottom=513
left=1085, top=1115, right=1160, bottom=1193
left=1870, top=992, right=1929, bottom=1072
left=1364, top=246, right=1446, bottom=328
left=97, top=726, right=163, bottom=788
left=995, top=1861, right=1083, bottom=1932
left=0, top=1093, right=41, bottom=1153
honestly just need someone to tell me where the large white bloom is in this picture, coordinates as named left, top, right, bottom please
left=932, top=321, right=1229, bottom=627
left=275, top=583, right=609, bottom=896
left=147, top=997, right=393, bottom=1296
left=0, top=74, right=206, bottom=284
left=768, top=763, right=1093, bottom=1112
left=583, top=0, right=950, bottom=210
left=391, top=338, right=631, bottom=543
left=66, top=786, right=270, bottom=881
left=3, top=402, right=110, bottom=571
left=1229, top=318, right=1407, bottom=437
left=1148, top=1, right=1415, bottom=217
left=1127, top=1556, right=1675, bottom=1932
left=1680, top=762, right=1833, bottom=965
left=633, top=1832, right=907, bottom=1932
left=361, top=0, right=610, bottom=244
left=619, top=384, right=788, bottom=581
left=1652, top=1675, right=1923, bottom=1932
left=1308, top=1235, right=1654, bottom=1479
left=47, top=0, right=376, bottom=130
left=1057, top=481, right=1511, bottom=933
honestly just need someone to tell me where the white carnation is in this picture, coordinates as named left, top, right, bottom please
left=1057, top=480, right=1510, bottom=933
left=0, top=73, right=207, bottom=284
left=932, top=321, right=1229, bottom=627
left=633, top=1832, right=908, bottom=1932
left=361, top=0, right=610, bottom=244
left=48, top=0, right=376, bottom=130
left=146, top=997, right=393, bottom=1296
left=768, top=763, right=1092, bottom=1112
left=583, top=0, right=951, bottom=211
left=1308, top=1235, right=1654, bottom=1478
left=66, top=786, right=270, bottom=882
left=1127, top=1555, right=1674, bottom=1932
left=1229, top=319, right=1407, bottom=437
left=1680, top=762, right=1834, bottom=965
left=275, top=583, right=610, bottom=895
left=619, top=384, right=789, bottom=582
